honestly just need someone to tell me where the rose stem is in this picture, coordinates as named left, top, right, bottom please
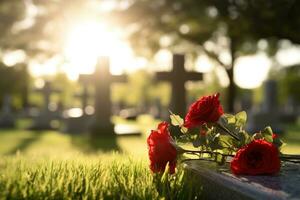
left=216, top=122, right=240, bottom=141
left=181, top=158, right=232, bottom=164
left=181, top=158, right=216, bottom=163
left=182, top=149, right=234, bottom=157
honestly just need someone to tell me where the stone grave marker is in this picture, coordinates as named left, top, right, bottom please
left=149, top=98, right=169, bottom=120
left=75, top=57, right=140, bottom=136
left=0, top=94, right=15, bottom=128
left=247, top=80, right=284, bottom=134
left=156, top=54, right=203, bottom=117
left=63, top=79, right=93, bottom=134
left=280, top=96, right=298, bottom=123
left=149, top=98, right=163, bottom=119
left=29, top=81, right=61, bottom=130
left=185, top=160, right=300, bottom=200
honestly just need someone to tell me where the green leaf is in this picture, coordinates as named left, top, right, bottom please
left=235, top=111, right=247, bottom=126
left=192, top=135, right=207, bottom=147
left=261, top=126, right=273, bottom=143
left=238, top=130, right=252, bottom=145
left=161, top=163, right=170, bottom=183
left=218, top=135, right=234, bottom=149
left=273, top=135, right=285, bottom=150
left=223, top=114, right=236, bottom=124
left=208, top=133, right=223, bottom=150
left=169, top=111, right=184, bottom=127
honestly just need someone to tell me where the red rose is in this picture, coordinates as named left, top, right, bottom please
left=147, top=122, right=177, bottom=174
left=184, top=93, right=224, bottom=128
left=231, top=139, right=280, bottom=175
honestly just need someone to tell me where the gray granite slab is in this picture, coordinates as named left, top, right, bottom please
left=184, top=160, right=300, bottom=200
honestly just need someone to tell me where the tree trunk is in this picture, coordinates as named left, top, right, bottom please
left=226, top=37, right=236, bottom=113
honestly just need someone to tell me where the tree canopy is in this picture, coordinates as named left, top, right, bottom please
left=113, top=0, right=300, bottom=112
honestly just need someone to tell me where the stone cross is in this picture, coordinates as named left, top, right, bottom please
left=36, top=81, right=60, bottom=113
left=156, top=54, right=203, bottom=117
left=30, top=81, right=61, bottom=130
left=79, top=57, right=127, bottom=135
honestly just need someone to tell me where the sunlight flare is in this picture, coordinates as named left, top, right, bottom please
left=63, top=21, right=139, bottom=78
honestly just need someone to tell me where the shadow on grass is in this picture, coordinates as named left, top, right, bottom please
left=3, top=131, right=42, bottom=156
left=71, top=134, right=121, bottom=153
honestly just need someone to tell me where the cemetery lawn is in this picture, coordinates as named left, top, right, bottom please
left=0, top=117, right=299, bottom=199
left=0, top=116, right=196, bottom=199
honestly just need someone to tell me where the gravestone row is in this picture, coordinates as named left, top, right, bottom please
left=65, top=54, right=203, bottom=136
left=4, top=54, right=292, bottom=137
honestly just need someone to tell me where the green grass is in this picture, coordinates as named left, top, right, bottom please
left=0, top=155, right=159, bottom=199
left=0, top=116, right=202, bottom=199
left=0, top=116, right=299, bottom=199
left=0, top=116, right=159, bottom=199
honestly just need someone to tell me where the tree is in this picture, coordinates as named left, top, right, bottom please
left=0, top=62, right=28, bottom=108
left=113, top=0, right=300, bottom=112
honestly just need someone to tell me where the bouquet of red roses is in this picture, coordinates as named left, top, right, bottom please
left=147, top=93, right=300, bottom=176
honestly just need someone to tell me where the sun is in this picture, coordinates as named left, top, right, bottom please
left=63, top=21, right=137, bottom=79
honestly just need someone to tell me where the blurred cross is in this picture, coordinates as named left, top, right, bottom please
left=30, top=81, right=61, bottom=130
left=78, top=57, right=127, bottom=135
left=156, top=54, right=203, bottom=117
left=35, top=81, right=61, bottom=113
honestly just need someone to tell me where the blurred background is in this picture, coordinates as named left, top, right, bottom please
left=0, top=0, right=299, bottom=157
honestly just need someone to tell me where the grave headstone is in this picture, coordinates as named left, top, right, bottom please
left=75, top=57, right=139, bottom=136
left=63, top=82, right=92, bottom=134
left=156, top=54, right=203, bottom=117
left=29, top=81, right=61, bottom=130
left=0, top=95, right=15, bottom=128
left=280, top=96, right=298, bottom=123
left=247, top=80, right=284, bottom=134
left=185, top=160, right=300, bottom=200
left=93, top=57, right=123, bottom=134
left=150, top=98, right=163, bottom=119
left=63, top=107, right=92, bottom=134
